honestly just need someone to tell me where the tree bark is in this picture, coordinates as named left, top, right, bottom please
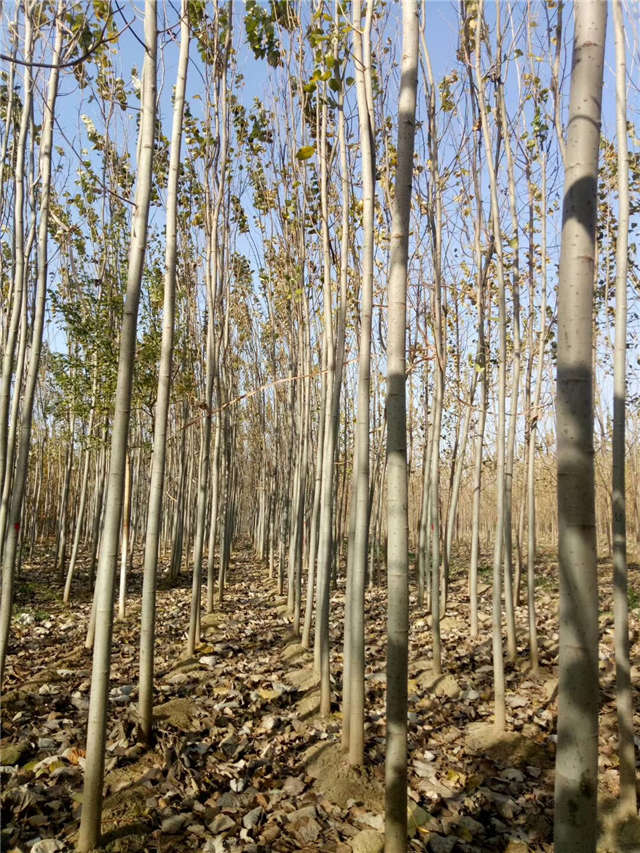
left=117, top=452, right=132, bottom=621
left=347, top=0, right=375, bottom=767
left=474, top=0, right=506, bottom=729
left=78, top=4, right=156, bottom=847
left=0, top=5, right=59, bottom=685
left=0, top=7, right=32, bottom=515
left=611, top=0, right=636, bottom=818
left=137, top=0, right=188, bottom=730
left=385, top=1, right=418, bottom=848
left=553, top=3, right=606, bottom=849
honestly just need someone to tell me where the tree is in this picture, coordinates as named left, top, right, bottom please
left=0, top=4, right=33, bottom=566
left=188, top=0, right=233, bottom=652
left=554, top=2, right=606, bottom=850
left=78, top=1, right=157, bottom=847
left=385, top=0, right=418, bottom=848
left=138, top=0, right=189, bottom=742
left=346, top=0, right=375, bottom=767
left=0, top=1, right=62, bottom=685
left=314, top=3, right=348, bottom=717
left=611, top=0, right=636, bottom=819
left=473, top=0, right=507, bottom=731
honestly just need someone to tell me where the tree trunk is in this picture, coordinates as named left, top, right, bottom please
left=55, top=410, right=76, bottom=581
left=314, top=51, right=347, bottom=715
left=64, top=367, right=99, bottom=604
left=611, top=0, right=636, bottom=818
left=385, top=1, right=418, bottom=847
left=553, top=3, right=606, bottom=849
left=0, top=9, right=32, bottom=516
left=347, top=0, right=375, bottom=766
left=138, top=0, right=190, bottom=719
left=0, top=8, right=59, bottom=685
left=189, top=328, right=214, bottom=655
left=78, top=5, right=156, bottom=847
left=474, top=0, right=506, bottom=729
left=301, top=347, right=326, bottom=650
left=497, top=73, right=520, bottom=664
left=117, top=452, right=132, bottom=621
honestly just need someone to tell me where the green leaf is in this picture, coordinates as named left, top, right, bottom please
left=296, top=146, right=315, bottom=161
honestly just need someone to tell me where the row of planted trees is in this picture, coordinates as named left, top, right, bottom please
left=0, top=0, right=639, bottom=850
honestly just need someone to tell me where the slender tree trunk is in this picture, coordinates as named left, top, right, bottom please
left=429, top=363, right=443, bottom=675
left=0, top=5, right=18, bottom=311
left=525, top=148, right=548, bottom=672
left=342, top=443, right=358, bottom=750
left=497, top=75, right=519, bottom=664
left=553, top=3, right=606, bottom=849
left=117, top=452, right=132, bottom=620
left=55, top=410, right=76, bottom=580
left=78, top=6, right=156, bottom=847
left=287, top=345, right=303, bottom=616
left=421, top=31, right=445, bottom=670
left=293, top=313, right=311, bottom=636
left=0, top=9, right=32, bottom=514
left=0, top=8, right=60, bottom=685
left=88, top=427, right=108, bottom=591
left=169, top=408, right=188, bottom=581
left=314, top=54, right=347, bottom=715
left=0, top=277, right=27, bottom=560
left=611, top=0, right=636, bottom=818
left=189, top=328, right=214, bottom=655
left=475, top=0, right=506, bottom=729
left=302, top=351, right=326, bottom=649
left=347, top=0, right=375, bottom=766
left=385, top=2, right=418, bottom=848
left=137, top=3, right=191, bottom=706
left=206, top=415, right=221, bottom=612
left=469, top=353, right=487, bottom=639
left=417, top=366, right=431, bottom=608
left=444, top=373, right=477, bottom=568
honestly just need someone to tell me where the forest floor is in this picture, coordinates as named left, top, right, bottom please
left=1, top=544, right=640, bottom=853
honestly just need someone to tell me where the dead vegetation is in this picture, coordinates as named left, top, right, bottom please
left=1, top=545, right=639, bottom=852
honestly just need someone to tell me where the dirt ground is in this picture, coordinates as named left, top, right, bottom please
left=1, top=544, right=639, bottom=852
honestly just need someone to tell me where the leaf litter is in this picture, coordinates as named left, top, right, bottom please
left=1, top=546, right=639, bottom=851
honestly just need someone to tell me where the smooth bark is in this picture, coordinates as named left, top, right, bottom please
left=347, top=0, right=375, bottom=766
left=385, top=1, right=418, bottom=848
left=553, top=3, right=606, bottom=849
left=611, top=0, right=636, bottom=818
left=138, top=0, right=189, bottom=742
left=78, top=5, right=157, bottom=847
left=0, top=7, right=59, bottom=685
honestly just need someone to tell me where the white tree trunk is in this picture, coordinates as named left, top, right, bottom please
left=347, top=0, right=375, bottom=766
left=78, top=3, right=157, bottom=847
left=554, top=3, right=606, bottom=849
left=139, top=0, right=189, bottom=738
left=385, top=1, right=418, bottom=848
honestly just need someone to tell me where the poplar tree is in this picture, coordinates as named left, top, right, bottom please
left=0, top=2, right=62, bottom=684
left=554, top=2, right=606, bottom=849
left=139, top=0, right=190, bottom=744
left=385, top=0, right=418, bottom=848
left=78, top=2, right=157, bottom=847
left=347, top=0, right=375, bottom=768
left=611, top=0, right=636, bottom=818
